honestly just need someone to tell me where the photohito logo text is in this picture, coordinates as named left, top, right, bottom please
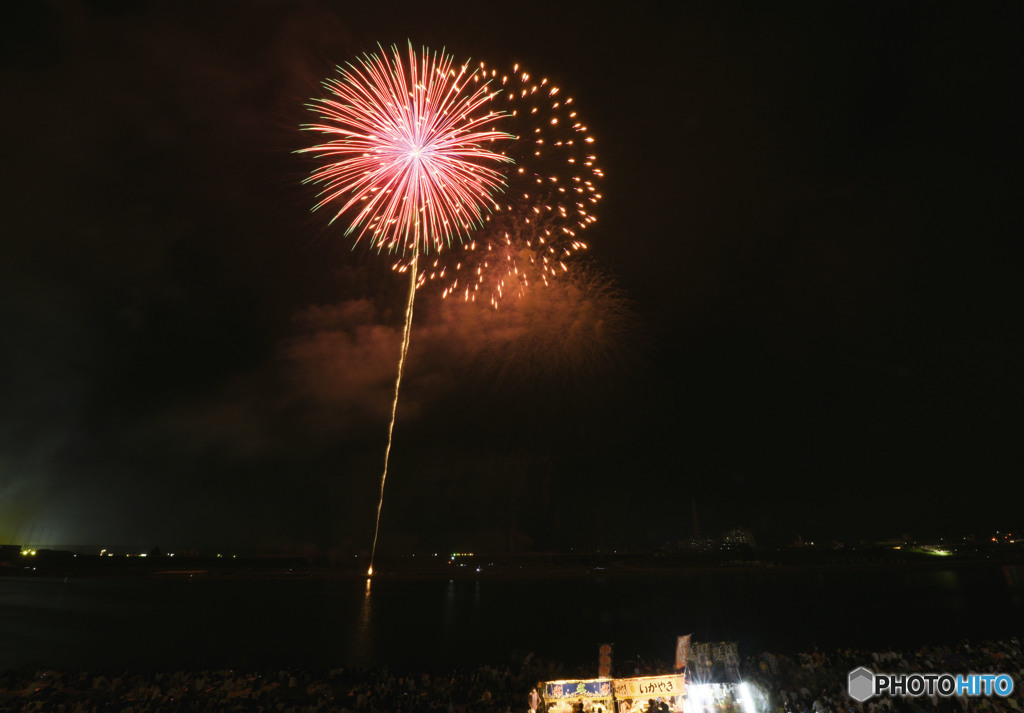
left=848, top=667, right=1015, bottom=702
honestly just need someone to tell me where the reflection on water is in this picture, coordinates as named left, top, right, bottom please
left=1, top=566, right=1022, bottom=673
left=349, top=577, right=374, bottom=663
left=362, top=577, right=373, bottom=626
left=933, top=570, right=967, bottom=612
left=443, top=579, right=457, bottom=633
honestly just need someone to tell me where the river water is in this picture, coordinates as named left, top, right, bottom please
left=1, top=565, right=1021, bottom=673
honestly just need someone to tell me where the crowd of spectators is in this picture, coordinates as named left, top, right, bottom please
left=743, top=639, right=1023, bottom=713
left=1, top=661, right=536, bottom=713
left=0, top=639, right=1019, bottom=713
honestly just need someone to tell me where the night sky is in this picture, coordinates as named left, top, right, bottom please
left=1, top=1, right=1020, bottom=555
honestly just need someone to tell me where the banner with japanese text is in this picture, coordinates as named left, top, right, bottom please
left=544, top=679, right=614, bottom=700
left=689, top=642, right=740, bottom=683
left=613, top=674, right=686, bottom=700
left=675, top=634, right=691, bottom=672
left=599, top=644, right=613, bottom=678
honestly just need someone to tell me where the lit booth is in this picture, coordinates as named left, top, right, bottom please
left=612, top=674, right=687, bottom=713
left=542, top=679, right=615, bottom=713
left=685, top=683, right=741, bottom=713
left=683, top=641, right=754, bottom=713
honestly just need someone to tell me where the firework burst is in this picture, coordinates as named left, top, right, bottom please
left=300, top=44, right=511, bottom=574
left=410, top=62, right=604, bottom=307
left=300, top=44, right=512, bottom=254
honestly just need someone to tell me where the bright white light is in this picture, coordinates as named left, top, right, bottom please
left=739, top=682, right=757, bottom=713
left=687, top=684, right=709, bottom=713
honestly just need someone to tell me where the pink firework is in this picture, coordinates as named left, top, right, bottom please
left=300, top=43, right=512, bottom=255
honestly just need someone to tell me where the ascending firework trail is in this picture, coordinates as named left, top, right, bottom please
left=299, top=42, right=511, bottom=574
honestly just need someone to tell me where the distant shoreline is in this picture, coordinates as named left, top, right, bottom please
left=4, top=548, right=1023, bottom=581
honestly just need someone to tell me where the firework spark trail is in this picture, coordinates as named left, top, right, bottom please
left=300, top=44, right=511, bottom=575
left=368, top=241, right=418, bottom=577
left=408, top=62, right=603, bottom=308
